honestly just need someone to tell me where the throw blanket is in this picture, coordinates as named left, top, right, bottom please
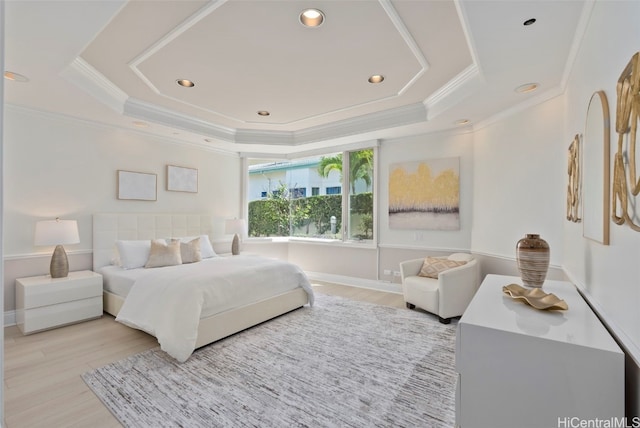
left=116, top=256, right=314, bottom=362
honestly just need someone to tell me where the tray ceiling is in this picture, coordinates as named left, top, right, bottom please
left=3, top=0, right=589, bottom=154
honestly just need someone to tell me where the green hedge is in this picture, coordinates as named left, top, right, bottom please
left=248, top=192, right=372, bottom=238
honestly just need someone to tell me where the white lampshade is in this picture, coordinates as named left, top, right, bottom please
left=225, top=219, right=245, bottom=236
left=34, top=219, right=80, bottom=246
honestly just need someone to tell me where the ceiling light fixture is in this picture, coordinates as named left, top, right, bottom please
left=455, top=119, right=471, bottom=126
left=300, top=8, right=325, bottom=27
left=132, top=121, right=149, bottom=128
left=4, top=71, right=29, bottom=82
left=515, top=83, right=539, bottom=93
left=257, top=111, right=271, bottom=117
left=176, top=79, right=195, bottom=88
left=368, top=75, right=385, bottom=84
left=523, top=18, right=537, bottom=26
left=204, top=138, right=212, bottom=143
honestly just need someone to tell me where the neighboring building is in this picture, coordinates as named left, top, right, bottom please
left=248, top=158, right=346, bottom=201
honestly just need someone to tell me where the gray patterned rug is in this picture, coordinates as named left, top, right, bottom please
left=83, top=293, right=457, bottom=427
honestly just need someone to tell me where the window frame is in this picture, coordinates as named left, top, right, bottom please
left=243, top=142, right=378, bottom=246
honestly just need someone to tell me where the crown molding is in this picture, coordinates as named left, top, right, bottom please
left=293, top=103, right=427, bottom=145
left=60, top=57, right=128, bottom=114
left=123, top=97, right=237, bottom=142
left=561, top=0, right=595, bottom=88
left=424, top=63, right=481, bottom=120
left=124, top=97, right=426, bottom=147
left=240, top=139, right=380, bottom=160
left=378, top=0, right=429, bottom=95
left=473, top=84, right=564, bottom=131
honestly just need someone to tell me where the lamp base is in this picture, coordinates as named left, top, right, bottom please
left=50, top=245, right=69, bottom=278
left=231, top=234, right=240, bottom=256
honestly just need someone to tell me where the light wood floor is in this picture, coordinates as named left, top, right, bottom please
left=3, top=284, right=405, bottom=428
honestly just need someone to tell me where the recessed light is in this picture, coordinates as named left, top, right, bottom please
left=455, top=119, right=471, bottom=126
left=257, top=111, right=270, bottom=117
left=204, top=138, right=212, bottom=143
left=132, top=121, right=149, bottom=128
left=300, top=8, right=324, bottom=27
left=523, top=18, right=536, bottom=26
left=515, top=83, right=539, bottom=93
left=4, top=71, right=29, bottom=82
left=176, top=79, right=195, bottom=88
left=368, top=75, right=384, bottom=84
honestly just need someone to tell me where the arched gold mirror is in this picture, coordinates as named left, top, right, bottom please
left=582, top=90, right=610, bottom=245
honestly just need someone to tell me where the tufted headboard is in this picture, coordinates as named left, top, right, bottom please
left=92, top=213, right=216, bottom=270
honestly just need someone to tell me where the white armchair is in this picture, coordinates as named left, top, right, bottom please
left=399, top=253, right=480, bottom=324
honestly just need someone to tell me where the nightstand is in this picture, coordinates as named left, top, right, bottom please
left=16, top=270, right=103, bottom=334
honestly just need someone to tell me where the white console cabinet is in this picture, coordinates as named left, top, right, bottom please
left=16, top=270, right=103, bottom=334
left=456, top=274, right=624, bottom=428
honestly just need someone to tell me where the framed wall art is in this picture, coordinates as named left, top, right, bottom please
left=388, top=157, right=460, bottom=230
left=117, top=170, right=157, bottom=201
left=167, top=165, right=198, bottom=193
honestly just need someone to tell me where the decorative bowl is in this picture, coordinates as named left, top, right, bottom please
left=502, top=283, right=568, bottom=311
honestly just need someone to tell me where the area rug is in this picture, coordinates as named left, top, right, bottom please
left=82, top=293, right=457, bottom=427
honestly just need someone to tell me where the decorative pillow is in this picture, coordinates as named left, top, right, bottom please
left=145, top=239, right=182, bottom=268
left=180, top=237, right=202, bottom=264
left=115, top=240, right=151, bottom=270
left=418, top=257, right=467, bottom=279
left=169, top=235, right=217, bottom=259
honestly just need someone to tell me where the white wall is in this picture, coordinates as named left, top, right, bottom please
left=471, top=0, right=640, bottom=415
left=472, top=96, right=566, bottom=265
left=563, top=0, right=640, bottom=344
left=3, top=106, right=242, bottom=310
left=379, top=131, right=474, bottom=250
left=561, top=0, right=640, bottom=414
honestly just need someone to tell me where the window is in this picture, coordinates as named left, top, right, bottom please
left=246, top=147, right=375, bottom=242
left=347, top=148, right=374, bottom=240
left=290, top=187, right=306, bottom=198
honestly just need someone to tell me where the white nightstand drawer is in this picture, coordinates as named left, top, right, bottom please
left=17, top=296, right=102, bottom=334
left=17, top=271, right=102, bottom=309
left=15, top=270, right=104, bottom=335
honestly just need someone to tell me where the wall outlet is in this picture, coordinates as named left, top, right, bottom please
left=383, top=269, right=392, bottom=275
left=393, top=271, right=401, bottom=277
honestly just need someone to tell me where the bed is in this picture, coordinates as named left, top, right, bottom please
left=93, top=213, right=313, bottom=362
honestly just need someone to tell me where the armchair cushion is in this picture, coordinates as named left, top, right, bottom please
left=418, top=257, right=467, bottom=279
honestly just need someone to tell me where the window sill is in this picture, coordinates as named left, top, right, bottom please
left=245, top=236, right=377, bottom=250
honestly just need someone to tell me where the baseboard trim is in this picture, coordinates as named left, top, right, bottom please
left=5, top=310, right=16, bottom=326
left=305, top=271, right=403, bottom=294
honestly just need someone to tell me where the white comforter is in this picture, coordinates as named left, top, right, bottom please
left=116, top=256, right=314, bottom=362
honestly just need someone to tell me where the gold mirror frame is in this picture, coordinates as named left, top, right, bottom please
left=582, top=90, right=610, bottom=245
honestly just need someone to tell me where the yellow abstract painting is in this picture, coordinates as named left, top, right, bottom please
left=389, top=157, right=460, bottom=230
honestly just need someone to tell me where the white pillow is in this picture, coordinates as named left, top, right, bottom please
left=199, top=234, right=217, bottom=258
left=115, top=240, right=151, bottom=270
left=169, top=235, right=217, bottom=259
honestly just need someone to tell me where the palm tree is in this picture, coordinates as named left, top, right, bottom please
left=317, top=149, right=373, bottom=193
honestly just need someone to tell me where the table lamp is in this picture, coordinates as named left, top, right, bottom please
left=35, top=218, right=80, bottom=278
left=225, top=219, right=245, bottom=255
